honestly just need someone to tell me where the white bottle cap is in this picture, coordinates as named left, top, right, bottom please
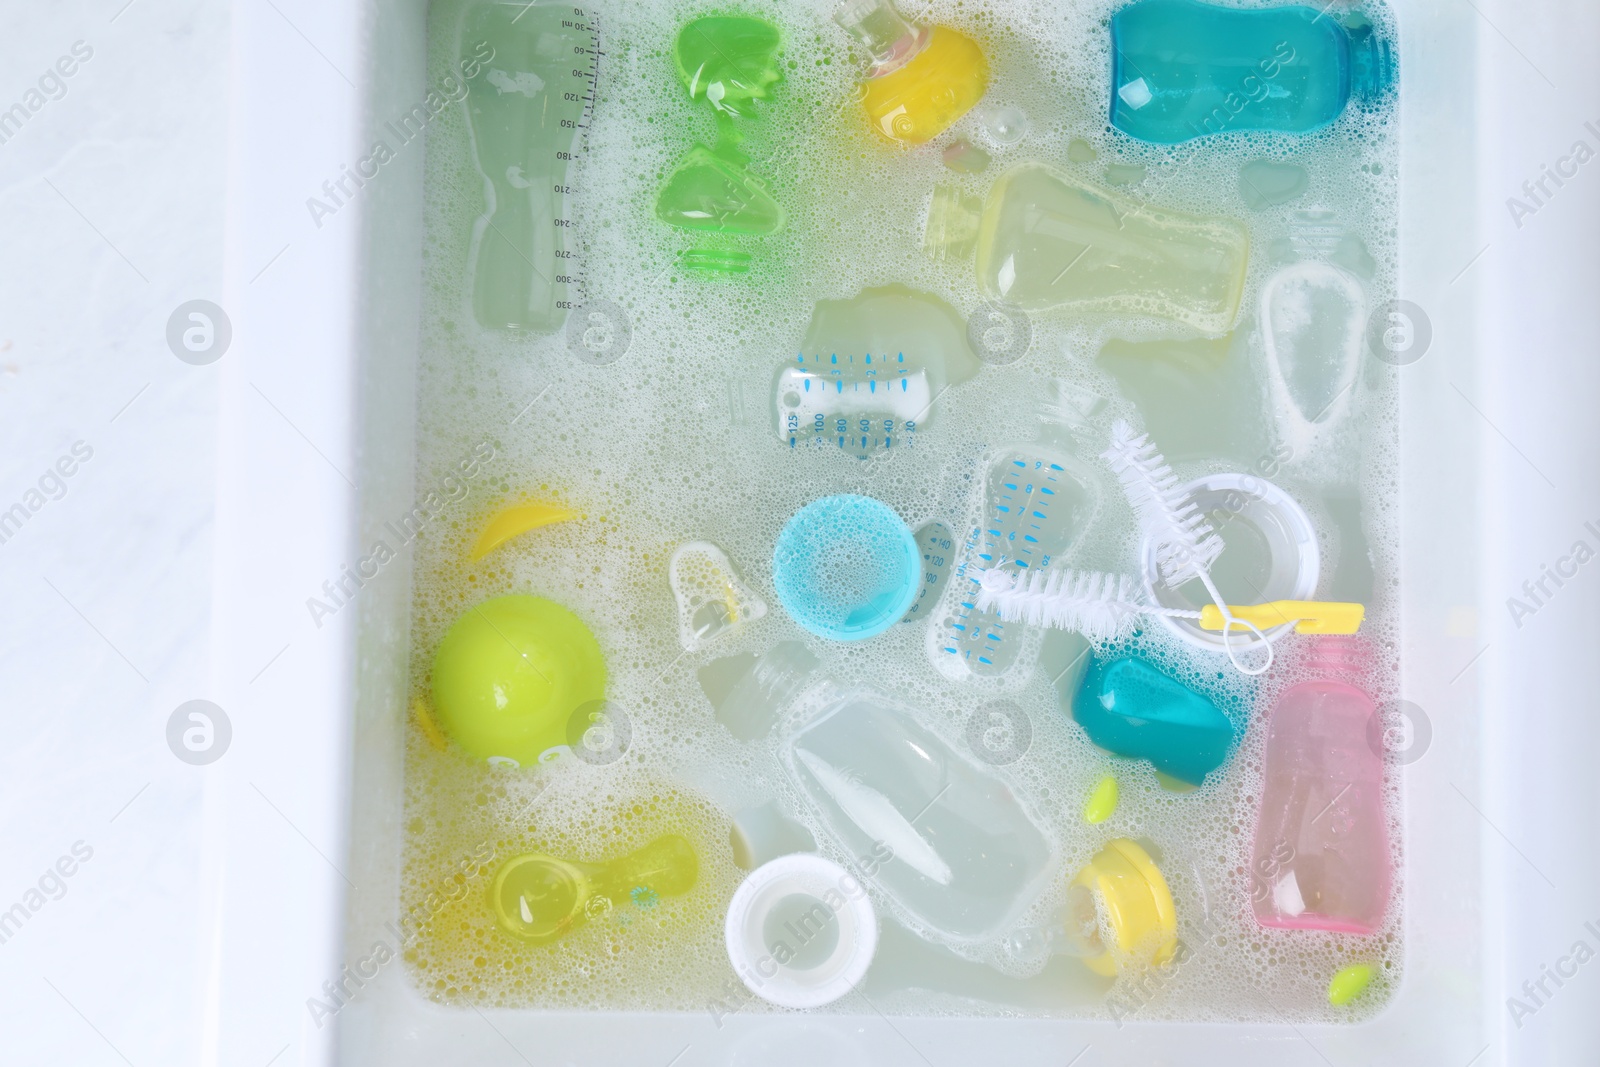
left=724, top=854, right=878, bottom=1009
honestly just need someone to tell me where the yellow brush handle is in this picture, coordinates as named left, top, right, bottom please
left=1198, top=600, right=1364, bottom=635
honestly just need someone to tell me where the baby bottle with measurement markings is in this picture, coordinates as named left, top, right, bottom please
left=1110, top=0, right=1392, bottom=145
left=924, top=162, right=1251, bottom=336
left=833, top=0, right=989, bottom=145
left=929, top=445, right=1101, bottom=683
left=1250, top=637, right=1390, bottom=934
left=463, top=2, right=592, bottom=333
left=773, top=286, right=980, bottom=457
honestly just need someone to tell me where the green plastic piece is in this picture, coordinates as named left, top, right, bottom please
left=658, top=16, right=785, bottom=244
left=656, top=143, right=783, bottom=235
left=1084, top=775, right=1119, bottom=824
left=673, top=17, right=783, bottom=118
left=490, top=834, right=698, bottom=944
left=1328, top=962, right=1375, bottom=1006
left=680, top=247, right=753, bottom=274
left=430, top=594, right=607, bottom=766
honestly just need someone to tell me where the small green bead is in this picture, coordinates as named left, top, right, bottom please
left=1327, top=963, right=1375, bottom=1006
left=1084, top=774, right=1119, bottom=824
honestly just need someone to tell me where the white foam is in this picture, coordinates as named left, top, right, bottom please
left=400, top=0, right=1406, bottom=1022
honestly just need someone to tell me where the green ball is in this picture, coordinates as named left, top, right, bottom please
left=430, top=595, right=607, bottom=766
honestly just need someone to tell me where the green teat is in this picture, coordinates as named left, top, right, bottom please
left=657, top=143, right=784, bottom=235
left=673, top=17, right=783, bottom=118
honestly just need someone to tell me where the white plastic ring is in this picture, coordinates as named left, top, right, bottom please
left=724, top=854, right=878, bottom=1009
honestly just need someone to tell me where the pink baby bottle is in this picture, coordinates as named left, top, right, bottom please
left=1249, top=637, right=1390, bottom=934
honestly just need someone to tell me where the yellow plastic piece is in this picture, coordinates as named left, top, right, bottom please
left=490, top=834, right=698, bottom=945
left=471, top=503, right=577, bottom=560
left=1328, top=962, right=1376, bottom=1006
left=1071, top=838, right=1177, bottom=977
left=863, top=27, right=988, bottom=145
left=1198, top=600, right=1365, bottom=635
left=412, top=693, right=449, bottom=752
left=1083, top=775, right=1119, bottom=824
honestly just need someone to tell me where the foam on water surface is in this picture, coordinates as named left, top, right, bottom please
left=399, top=0, right=1404, bottom=1022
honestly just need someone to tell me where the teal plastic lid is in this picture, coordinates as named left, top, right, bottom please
left=772, top=494, right=920, bottom=641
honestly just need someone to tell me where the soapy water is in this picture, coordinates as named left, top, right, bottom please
left=401, top=0, right=1404, bottom=1022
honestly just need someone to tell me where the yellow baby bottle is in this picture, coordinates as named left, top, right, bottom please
left=833, top=0, right=988, bottom=145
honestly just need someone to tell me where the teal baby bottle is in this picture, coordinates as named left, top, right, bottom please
left=1109, top=0, right=1392, bottom=144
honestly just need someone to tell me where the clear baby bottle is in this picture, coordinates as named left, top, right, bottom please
left=1250, top=637, right=1390, bottom=934
left=462, top=2, right=590, bottom=333
left=833, top=0, right=989, bottom=145
left=781, top=686, right=1055, bottom=944
left=924, top=162, right=1251, bottom=336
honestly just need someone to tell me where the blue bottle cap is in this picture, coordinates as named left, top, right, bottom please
left=772, top=494, right=920, bottom=641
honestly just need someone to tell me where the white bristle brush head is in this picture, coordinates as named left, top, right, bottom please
left=976, top=566, right=1147, bottom=642
left=1102, top=419, right=1223, bottom=586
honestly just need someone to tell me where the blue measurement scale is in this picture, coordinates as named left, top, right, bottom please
left=773, top=352, right=930, bottom=458
left=935, top=448, right=1096, bottom=679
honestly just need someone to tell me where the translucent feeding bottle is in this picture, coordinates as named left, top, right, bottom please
left=833, top=0, right=989, bottom=145
left=924, top=163, right=1251, bottom=336
left=490, top=834, right=698, bottom=945
left=773, top=286, right=980, bottom=457
left=1110, top=0, right=1393, bottom=145
left=462, top=3, right=592, bottom=333
left=1251, top=637, right=1390, bottom=934
left=930, top=447, right=1101, bottom=682
left=781, top=687, right=1055, bottom=944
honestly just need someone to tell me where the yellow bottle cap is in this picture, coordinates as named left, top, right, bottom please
left=1070, top=838, right=1177, bottom=977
